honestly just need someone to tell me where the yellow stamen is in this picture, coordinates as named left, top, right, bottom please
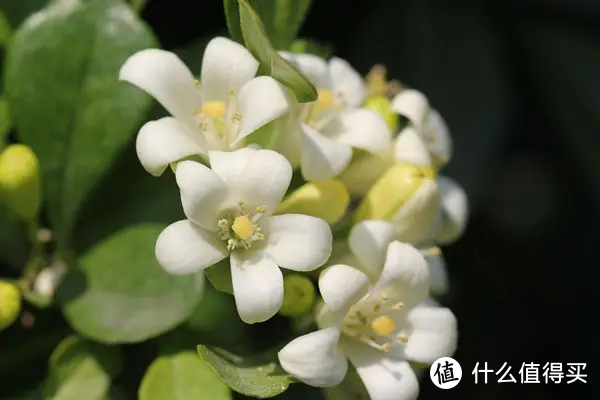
left=232, top=215, right=254, bottom=240
left=201, top=101, right=227, bottom=118
left=317, top=89, right=335, bottom=108
left=371, top=315, right=395, bottom=336
left=398, top=335, right=409, bottom=343
left=194, top=80, right=201, bottom=88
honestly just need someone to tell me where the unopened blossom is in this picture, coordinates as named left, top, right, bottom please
left=119, top=37, right=293, bottom=176
left=276, top=52, right=391, bottom=181
left=33, top=262, right=67, bottom=298
left=278, top=220, right=457, bottom=400
left=154, top=148, right=332, bottom=324
left=392, top=88, right=452, bottom=170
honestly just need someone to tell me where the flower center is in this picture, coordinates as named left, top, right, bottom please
left=218, top=202, right=267, bottom=251
left=191, top=83, right=242, bottom=150
left=301, top=88, right=344, bottom=130
left=232, top=215, right=254, bottom=240
left=340, top=291, right=408, bottom=353
left=202, top=101, right=227, bottom=118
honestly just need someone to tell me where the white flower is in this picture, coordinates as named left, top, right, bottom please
left=434, top=175, right=468, bottom=245
left=154, top=148, right=332, bottom=324
left=276, top=53, right=392, bottom=181
left=119, top=37, right=294, bottom=177
left=392, top=89, right=452, bottom=169
left=278, top=220, right=457, bottom=400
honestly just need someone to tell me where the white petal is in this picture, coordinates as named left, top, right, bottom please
left=264, top=215, right=332, bottom=271
left=390, top=89, right=429, bottom=129
left=342, top=341, right=419, bottom=400
left=435, top=176, right=468, bottom=245
left=200, top=37, right=259, bottom=102
left=233, top=76, right=294, bottom=144
left=324, top=110, right=392, bottom=155
left=155, top=220, right=228, bottom=275
left=230, top=251, right=283, bottom=323
left=209, top=148, right=292, bottom=214
left=319, top=264, right=370, bottom=318
left=404, top=305, right=458, bottom=364
left=423, top=110, right=452, bottom=166
left=393, top=126, right=433, bottom=167
left=372, top=241, right=430, bottom=308
left=136, top=117, right=207, bottom=177
left=300, top=124, right=353, bottom=181
left=175, top=160, right=229, bottom=230
left=284, top=53, right=331, bottom=89
left=278, top=327, right=348, bottom=387
left=348, top=220, right=396, bottom=280
left=392, top=179, right=440, bottom=245
left=119, top=49, right=199, bottom=128
left=329, top=57, right=366, bottom=108
left=425, top=252, right=449, bottom=296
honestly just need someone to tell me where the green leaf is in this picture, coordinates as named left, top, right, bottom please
left=0, top=10, right=11, bottom=48
left=5, top=0, right=156, bottom=248
left=204, top=259, right=233, bottom=295
left=289, top=39, right=333, bottom=59
left=197, top=345, right=293, bottom=399
left=59, top=224, right=205, bottom=344
left=139, top=350, right=232, bottom=400
left=72, top=144, right=184, bottom=255
left=0, top=0, right=49, bottom=30
left=43, top=335, right=122, bottom=400
left=223, top=0, right=244, bottom=44
left=225, top=0, right=312, bottom=50
left=238, top=0, right=317, bottom=103
left=322, top=365, right=368, bottom=400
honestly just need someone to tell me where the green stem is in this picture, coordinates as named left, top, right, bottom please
left=131, top=0, right=149, bottom=14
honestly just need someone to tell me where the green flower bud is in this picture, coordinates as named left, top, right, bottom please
left=279, top=274, right=316, bottom=317
left=354, top=162, right=440, bottom=244
left=0, top=281, right=21, bottom=331
left=0, top=144, right=41, bottom=220
left=276, top=180, right=349, bottom=224
left=363, top=95, right=399, bottom=133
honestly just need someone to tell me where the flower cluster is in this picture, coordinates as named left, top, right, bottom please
left=120, top=36, right=468, bottom=399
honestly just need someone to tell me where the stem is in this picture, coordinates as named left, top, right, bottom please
left=20, top=220, right=46, bottom=290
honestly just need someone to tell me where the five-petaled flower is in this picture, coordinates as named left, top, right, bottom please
left=154, top=148, right=333, bottom=324
left=275, top=52, right=392, bottom=181
left=119, top=36, right=294, bottom=177
left=278, top=220, right=457, bottom=400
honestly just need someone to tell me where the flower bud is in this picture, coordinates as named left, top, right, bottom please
left=0, top=281, right=21, bottom=331
left=363, top=95, right=399, bottom=133
left=0, top=144, right=42, bottom=220
left=279, top=274, right=316, bottom=317
left=33, top=262, right=68, bottom=299
left=338, top=151, right=393, bottom=197
left=276, top=180, right=349, bottom=224
left=354, top=162, right=440, bottom=244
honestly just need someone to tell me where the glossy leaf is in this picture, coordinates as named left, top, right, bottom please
left=42, top=335, right=122, bottom=400
left=5, top=0, right=156, bottom=247
left=197, top=345, right=294, bottom=399
left=139, top=350, right=232, bottom=400
left=238, top=0, right=317, bottom=103
left=224, top=0, right=311, bottom=50
left=59, top=224, right=205, bottom=344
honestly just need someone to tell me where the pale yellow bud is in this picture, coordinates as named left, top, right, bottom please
left=0, top=144, right=41, bottom=220
left=354, top=162, right=440, bottom=244
left=0, top=281, right=21, bottom=331
left=338, top=151, right=393, bottom=197
left=279, top=274, right=316, bottom=317
left=276, top=180, right=349, bottom=224
left=363, top=95, right=399, bottom=133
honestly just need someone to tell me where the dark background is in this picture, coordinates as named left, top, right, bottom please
left=2, top=0, right=599, bottom=398
left=141, top=0, right=600, bottom=397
